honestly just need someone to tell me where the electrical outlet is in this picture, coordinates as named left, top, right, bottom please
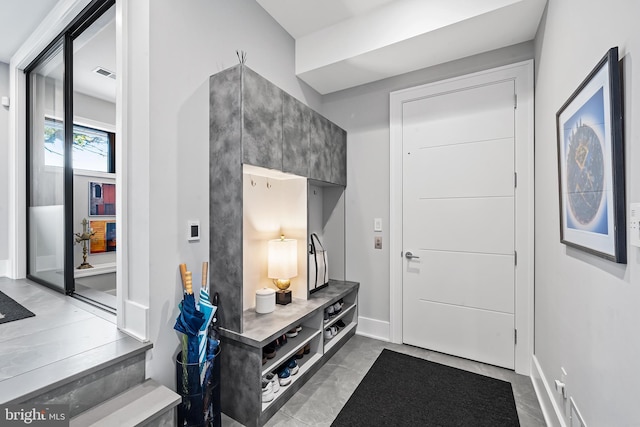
left=374, top=236, right=382, bottom=249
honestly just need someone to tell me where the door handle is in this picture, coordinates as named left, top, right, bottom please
left=405, top=251, right=420, bottom=260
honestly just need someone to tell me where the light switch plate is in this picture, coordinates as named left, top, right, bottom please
left=188, top=220, right=200, bottom=242
left=374, top=218, right=382, bottom=232
left=630, top=203, right=640, bottom=247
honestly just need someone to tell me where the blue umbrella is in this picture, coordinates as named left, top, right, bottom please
left=198, top=287, right=216, bottom=380
left=174, top=270, right=205, bottom=364
left=174, top=268, right=206, bottom=426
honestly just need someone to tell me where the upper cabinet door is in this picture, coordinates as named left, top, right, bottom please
left=242, top=67, right=283, bottom=170
left=283, top=93, right=309, bottom=177
left=309, top=111, right=332, bottom=183
left=330, top=122, right=347, bottom=186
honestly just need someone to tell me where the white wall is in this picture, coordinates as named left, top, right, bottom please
left=243, top=171, right=308, bottom=308
left=137, top=0, right=322, bottom=388
left=0, top=62, right=9, bottom=270
left=533, top=1, right=640, bottom=425
left=74, top=92, right=115, bottom=130
left=321, top=42, right=534, bottom=339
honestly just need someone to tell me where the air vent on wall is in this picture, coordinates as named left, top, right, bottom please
left=92, top=66, right=116, bottom=79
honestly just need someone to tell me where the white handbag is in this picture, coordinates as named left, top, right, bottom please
left=309, top=233, right=328, bottom=292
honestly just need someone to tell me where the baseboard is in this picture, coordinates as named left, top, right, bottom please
left=121, top=299, right=149, bottom=342
left=531, top=355, right=566, bottom=427
left=0, top=259, right=8, bottom=278
left=356, top=316, right=390, bottom=342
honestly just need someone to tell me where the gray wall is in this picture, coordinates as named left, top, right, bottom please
left=534, top=1, right=640, bottom=425
left=0, top=62, right=9, bottom=263
left=321, top=42, right=534, bottom=328
left=144, top=0, right=322, bottom=388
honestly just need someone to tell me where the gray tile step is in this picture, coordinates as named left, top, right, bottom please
left=70, top=379, right=181, bottom=427
left=3, top=336, right=152, bottom=418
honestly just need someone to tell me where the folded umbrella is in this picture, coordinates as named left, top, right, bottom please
left=197, top=262, right=217, bottom=383
left=174, top=266, right=206, bottom=426
left=174, top=268, right=205, bottom=364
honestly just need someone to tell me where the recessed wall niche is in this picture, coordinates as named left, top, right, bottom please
left=242, top=165, right=307, bottom=311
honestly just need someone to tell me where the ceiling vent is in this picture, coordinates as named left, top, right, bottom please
left=92, top=66, right=116, bottom=80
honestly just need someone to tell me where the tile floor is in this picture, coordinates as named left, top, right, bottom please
left=0, top=278, right=545, bottom=426
left=223, top=334, right=546, bottom=426
left=0, top=277, right=144, bottom=404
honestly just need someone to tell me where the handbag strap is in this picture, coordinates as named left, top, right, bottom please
left=309, top=233, right=324, bottom=289
left=309, top=233, right=325, bottom=253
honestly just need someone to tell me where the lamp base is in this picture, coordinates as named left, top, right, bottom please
left=276, top=289, right=292, bottom=305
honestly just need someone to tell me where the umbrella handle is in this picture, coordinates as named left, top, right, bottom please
left=202, top=262, right=208, bottom=291
left=179, top=263, right=188, bottom=288
left=184, top=271, right=193, bottom=295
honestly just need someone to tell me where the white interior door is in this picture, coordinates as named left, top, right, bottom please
left=402, top=80, right=516, bottom=369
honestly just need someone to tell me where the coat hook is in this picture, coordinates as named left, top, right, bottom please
left=250, top=176, right=256, bottom=187
left=266, top=179, right=272, bottom=189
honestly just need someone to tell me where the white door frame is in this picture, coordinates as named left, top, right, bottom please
left=389, top=60, right=534, bottom=375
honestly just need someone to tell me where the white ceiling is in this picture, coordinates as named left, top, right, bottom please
left=257, top=0, right=547, bottom=94
left=2, top=1, right=116, bottom=104
left=0, top=0, right=60, bottom=63
left=256, top=0, right=397, bottom=38
left=2, top=1, right=546, bottom=98
left=73, top=7, right=116, bottom=103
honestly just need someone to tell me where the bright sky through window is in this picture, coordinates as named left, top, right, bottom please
left=43, top=117, right=110, bottom=172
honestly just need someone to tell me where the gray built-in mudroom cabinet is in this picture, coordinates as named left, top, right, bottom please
left=209, top=64, right=358, bottom=426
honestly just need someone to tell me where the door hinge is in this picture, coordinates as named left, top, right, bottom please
left=514, top=94, right=518, bottom=109
left=514, top=250, right=517, bottom=266
left=514, top=329, right=518, bottom=344
left=514, top=172, right=517, bottom=188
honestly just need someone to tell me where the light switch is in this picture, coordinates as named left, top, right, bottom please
left=188, top=220, right=200, bottom=242
left=374, top=218, right=382, bottom=232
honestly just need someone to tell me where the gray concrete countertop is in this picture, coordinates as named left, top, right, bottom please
left=218, top=280, right=359, bottom=347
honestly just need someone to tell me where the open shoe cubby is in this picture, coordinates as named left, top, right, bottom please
left=261, top=331, right=323, bottom=412
left=219, top=281, right=358, bottom=427
left=322, top=291, right=358, bottom=354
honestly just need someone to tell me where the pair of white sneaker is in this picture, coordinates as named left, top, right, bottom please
left=324, top=325, right=339, bottom=340
left=262, top=372, right=281, bottom=402
left=324, top=301, right=344, bottom=322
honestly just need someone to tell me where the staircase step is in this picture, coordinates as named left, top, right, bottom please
left=3, top=336, right=152, bottom=418
left=70, top=379, right=181, bottom=427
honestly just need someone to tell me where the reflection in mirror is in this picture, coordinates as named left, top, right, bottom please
left=72, top=4, right=117, bottom=310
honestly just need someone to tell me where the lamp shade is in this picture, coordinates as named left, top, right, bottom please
left=268, top=237, right=298, bottom=280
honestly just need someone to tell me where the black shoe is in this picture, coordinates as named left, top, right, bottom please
left=263, top=342, right=276, bottom=359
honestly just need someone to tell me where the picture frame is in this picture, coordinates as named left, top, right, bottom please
left=89, top=220, right=116, bottom=254
left=89, top=181, right=115, bottom=216
left=556, top=47, right=626, bottom=263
